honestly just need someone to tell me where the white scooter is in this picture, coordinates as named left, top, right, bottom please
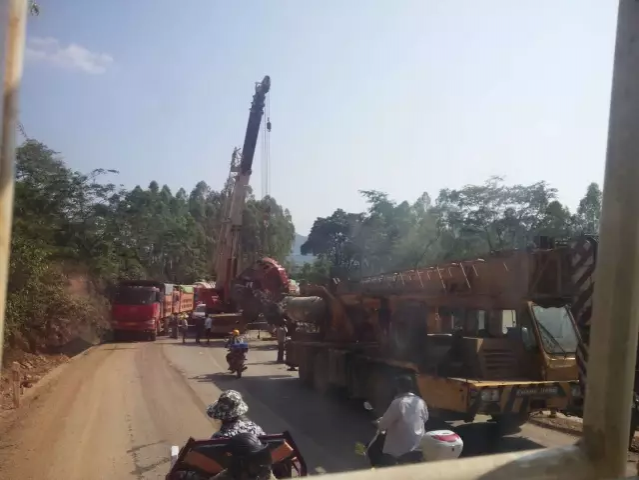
left=362, top=402, right=464, bottom=466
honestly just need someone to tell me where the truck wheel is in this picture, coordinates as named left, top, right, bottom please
left=313, top=351, right=330, bottom=394
left=298, top=349, right=314, bottom=387
left=150, top=331, right=157, bottom=342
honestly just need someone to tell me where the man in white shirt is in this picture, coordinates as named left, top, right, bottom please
left=377, top=375, right=429, bottom=465
left=204, top=315, right=213, bottom=344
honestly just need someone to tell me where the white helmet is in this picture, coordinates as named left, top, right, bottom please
left=420, top=430, right=464, bottom=462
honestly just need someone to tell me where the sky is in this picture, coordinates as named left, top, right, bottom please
left=19, top=1, right=618, bottom=235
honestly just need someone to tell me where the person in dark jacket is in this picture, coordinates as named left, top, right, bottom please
left=212, top=433, right=276, bottom=480
left=194, top=314, right=205, bottom=344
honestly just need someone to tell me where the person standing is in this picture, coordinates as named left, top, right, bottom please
left=275, top=324, right=286, bottom=363
left=204, top=315, right=213, bottom=344
left=376, top=375, right=429, bottom=466
left=194, top=314, right=204, bottom=344
left=179, top=315, right=189, bottom=343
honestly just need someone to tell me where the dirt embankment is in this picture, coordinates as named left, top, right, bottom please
left=0, top=349, right=70, bottom=411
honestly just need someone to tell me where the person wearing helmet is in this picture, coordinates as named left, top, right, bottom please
left=212, top=433, right=275, bottom=480
left=226, top=329, right=242, bottom=347
left=225, top=329, right=245, bottom=370
left=206, top=390, right=265, bottom=439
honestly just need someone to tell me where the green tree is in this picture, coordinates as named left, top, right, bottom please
left=575, top=182, right=602, bottom=234
left=7, top=139, right=296, bottom=349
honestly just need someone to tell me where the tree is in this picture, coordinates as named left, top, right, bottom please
left=302, top=176, right=602, bottom=283
left=575, top=182, right=602, bottom=234
left=7, top=139, right=296, bottom=349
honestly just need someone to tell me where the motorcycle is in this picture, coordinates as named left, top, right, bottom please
left=358, top=401, right=464, bottom=467
left=227, top=342, right=249, bottom=378
left=167, top=431, right=308, bottom=479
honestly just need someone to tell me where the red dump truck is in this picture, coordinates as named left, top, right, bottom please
left=111, top=281, right=195, bottom=341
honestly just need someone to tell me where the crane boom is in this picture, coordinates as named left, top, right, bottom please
left=214, top=76, right=271, bottom=295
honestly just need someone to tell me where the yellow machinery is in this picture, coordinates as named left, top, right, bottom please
left=285, top=243, right=581, bottom=430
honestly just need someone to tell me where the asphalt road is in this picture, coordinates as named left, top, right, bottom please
left=0, top=333, right=634, bottom=479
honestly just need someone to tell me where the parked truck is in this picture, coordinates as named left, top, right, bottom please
left=285, top=241, right=582, bottom=432
left=111, top=281, right=194, bottom=341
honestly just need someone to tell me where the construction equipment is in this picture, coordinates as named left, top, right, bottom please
left=566, top=235, right=639, bottom=445
left=285, top=242, right=582, bottom=430
left=197, top=77, right=290, bottom=332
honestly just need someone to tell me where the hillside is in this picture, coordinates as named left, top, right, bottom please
left=289, top=233, right=315, bottom=265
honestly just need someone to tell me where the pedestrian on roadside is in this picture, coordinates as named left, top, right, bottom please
left=194, top=314, right=204, bottom=344
left=275, top=324, right=286, bottom=363
left=179, top=315, right=189, bottom=343
left=205, top=314, right=213, bottom=344
left=375, top=375, right=429, bottom=466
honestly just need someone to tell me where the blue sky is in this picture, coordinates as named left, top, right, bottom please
left=20, top=1, right=617, bottom=234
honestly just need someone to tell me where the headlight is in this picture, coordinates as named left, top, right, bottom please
left=480, top=389, right=499, bottom=402
left=571, top=384, right=582, bottom=398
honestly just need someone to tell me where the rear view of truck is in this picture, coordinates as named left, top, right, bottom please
left=111, top=280, right=176, bottom=341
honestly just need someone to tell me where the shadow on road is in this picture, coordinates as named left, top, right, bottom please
left=453, top=423, right=544, bottom=457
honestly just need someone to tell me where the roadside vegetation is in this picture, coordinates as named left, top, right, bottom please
left=5, top=140, right=295, bottom=353
left=293, top=178, right=602, bottom=284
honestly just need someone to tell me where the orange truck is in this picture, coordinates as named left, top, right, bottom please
left=111, top=281, right=194, bottom=341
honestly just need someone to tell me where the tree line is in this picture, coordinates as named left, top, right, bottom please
left=294, top=177, right=602, bottom=284
left=6, top=140, right=295, bottom=350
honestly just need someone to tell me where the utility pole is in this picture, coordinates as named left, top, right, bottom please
left=582, top=2, right=639, bottom=477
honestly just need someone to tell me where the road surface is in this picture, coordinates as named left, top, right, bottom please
left=0, top=334, right=634, bottom=479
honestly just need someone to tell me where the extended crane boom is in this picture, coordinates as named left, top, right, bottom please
left=214, top=76, right=271, bottom=291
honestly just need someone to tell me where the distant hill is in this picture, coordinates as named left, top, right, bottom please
left=289, top=233, right=315, bottom=265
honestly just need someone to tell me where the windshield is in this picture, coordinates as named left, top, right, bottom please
left=531, top=305, right=578, bottom=355
left=114, top=287, right=156, bottom=306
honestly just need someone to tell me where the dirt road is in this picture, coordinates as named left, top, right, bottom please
left=0, top=335, right=633, bottom=479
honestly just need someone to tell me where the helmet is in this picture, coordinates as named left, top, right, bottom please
left=226, top=433, right=273, bottom=479
left=227, top=432, right=270, bottom=456
left=232, top=329, right=240, bottom=336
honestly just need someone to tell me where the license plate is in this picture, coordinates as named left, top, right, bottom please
left=516, top=386, right=559, bottom=397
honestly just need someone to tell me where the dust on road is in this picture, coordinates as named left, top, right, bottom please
left=0, top=335, right=620, bottom=479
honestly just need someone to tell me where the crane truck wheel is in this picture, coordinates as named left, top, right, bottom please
left=298, top=348, right=314, bottom=387
left=312, top=351, right=330, bottom=395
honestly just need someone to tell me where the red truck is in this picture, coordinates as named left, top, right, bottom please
left=111, top=281, right=195, bottom=341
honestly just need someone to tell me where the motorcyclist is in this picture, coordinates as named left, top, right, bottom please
left=212, top=433, right=275, bottom=480
left=226, top=329, right=243, bottom=347
left=207, top=390, right=265, bottom=439
left=226, top=330, right=245, bottom=371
